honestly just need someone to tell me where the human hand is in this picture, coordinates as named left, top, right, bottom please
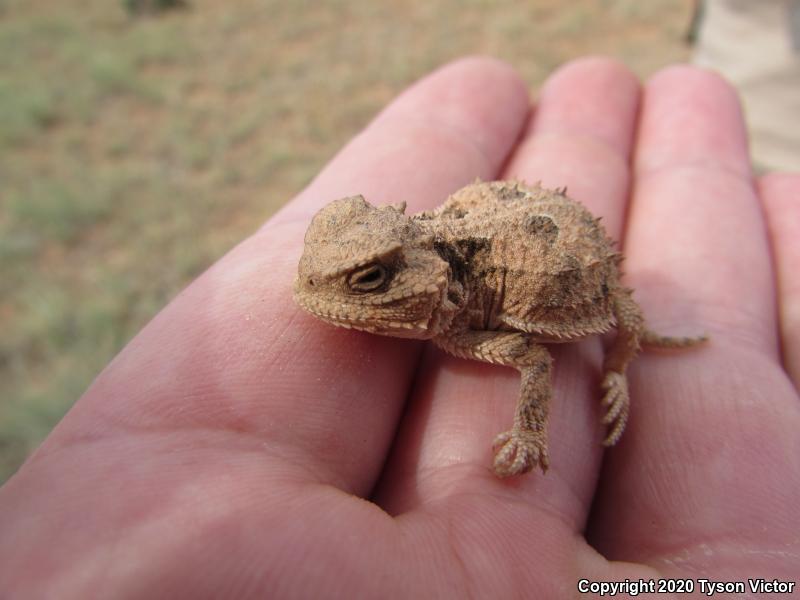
left=1, top=57, right=798, bottom=597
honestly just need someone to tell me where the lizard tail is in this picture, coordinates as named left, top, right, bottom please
left=641, top=328, right=708, bottom=348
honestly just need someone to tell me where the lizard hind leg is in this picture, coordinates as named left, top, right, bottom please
left=601, top=289, right=645, bottom=447
left=601, top=291, right=709, bottom=446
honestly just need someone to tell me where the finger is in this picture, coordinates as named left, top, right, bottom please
left=619, top=66, right=775, bottom=350
left=504, top=56, right=641, bottom=237
left=38, top=58, right=530, bottom=497
left=274, top=56, right=530, bottom=224
left=376, top=58, right=642, bottom=531
left=590, top=66, right=800, bottom=566
left=760, top=173, right=800, bottom=388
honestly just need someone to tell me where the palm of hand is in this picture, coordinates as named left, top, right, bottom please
left=1, top=57, right=799, bottom=597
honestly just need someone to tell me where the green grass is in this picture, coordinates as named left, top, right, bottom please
left=123, top=0, right=187, bottom=16
left=0, top=0, right=693, bottom=483
left=7, top=179, right=113, bottom=243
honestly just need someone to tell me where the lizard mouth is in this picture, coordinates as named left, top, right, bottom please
left=293, top=279, right=449, bottom=339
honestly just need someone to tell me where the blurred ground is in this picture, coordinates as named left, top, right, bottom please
left=693, top=0, right=800, bottom=172
left=0, top=0, right=694, bottom=481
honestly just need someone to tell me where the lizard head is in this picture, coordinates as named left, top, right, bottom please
left=294, top=195, right=463, bottom=339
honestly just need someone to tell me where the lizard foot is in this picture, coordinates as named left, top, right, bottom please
left=492, top=429, right=549, bottom=477
left=600, top=371, right=629, bottom=446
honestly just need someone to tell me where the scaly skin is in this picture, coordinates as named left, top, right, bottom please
left=295, top=180, right=706, bottom=476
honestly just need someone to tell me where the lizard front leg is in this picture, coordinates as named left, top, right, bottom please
left=433, top=330, right=553, bottom=477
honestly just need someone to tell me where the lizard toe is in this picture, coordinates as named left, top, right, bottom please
left=492, top=429, right=549, bottom=477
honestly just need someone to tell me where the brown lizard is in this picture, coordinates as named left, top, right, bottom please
left=294, top=180, right=706, bottom=477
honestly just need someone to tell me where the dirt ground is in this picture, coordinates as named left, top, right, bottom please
left=0, top=0, right=695, bottom=481
left=693, top=0, right=800, bottom=172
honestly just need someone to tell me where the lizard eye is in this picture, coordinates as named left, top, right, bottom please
left=348, top=263, right=387, bottom=292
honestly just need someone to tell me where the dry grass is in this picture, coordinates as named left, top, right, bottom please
left=0, top=0, right=693, bottom=481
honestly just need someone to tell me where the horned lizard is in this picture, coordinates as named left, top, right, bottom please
left=294, top=180, right=705, bottom=477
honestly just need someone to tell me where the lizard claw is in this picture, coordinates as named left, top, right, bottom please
left=600, top=371, right=629, bottom=446
left=492, top=429, right=549, bottom=477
